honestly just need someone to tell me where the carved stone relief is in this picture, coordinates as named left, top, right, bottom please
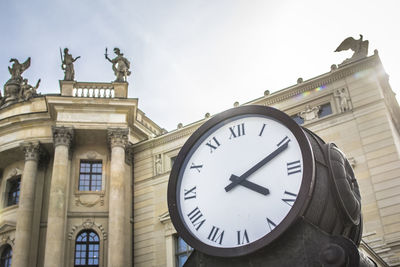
left=154, top=154, right=163, bottom=175
left=334, top=88, right=352, bottom=113
left=75, top=193, right=104, bottom=207
left=86, top=151, right=99, bottom=160
left=0, top=235, right=14, bottom=247
left=298, top=105, right=320, bottom=122
left=68, top=218, right=107, bottom=241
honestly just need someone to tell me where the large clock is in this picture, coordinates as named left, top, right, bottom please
left=168, top=105, right=315, bottom=257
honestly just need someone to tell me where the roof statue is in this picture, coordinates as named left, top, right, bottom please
left=335, top=34, right=369, bottom=65
left=8, top=57, right=31, bottom=81
left=1, top=57, right=40, bottom=108
left=61, top=48, right=80, bottom=81
left=105, top=47, right=131, bottom=82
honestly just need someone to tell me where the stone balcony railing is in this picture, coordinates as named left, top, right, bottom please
left=59, top=81, right=128, bottom=98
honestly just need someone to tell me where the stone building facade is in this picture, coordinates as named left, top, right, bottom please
left=0, top=51, right=399, bottom=266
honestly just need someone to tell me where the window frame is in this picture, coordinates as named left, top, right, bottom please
left=0, top=244, right=12, bottom=267
left=175, top=236, right=193, bottom=267
left=74, top=230, right=100, bottom=267
left=78, top=160, right=103, bottom=192
left=6, top=176, right=20, bottom=207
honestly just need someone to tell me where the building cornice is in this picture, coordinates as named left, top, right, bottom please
left=248, top=53, right=381, bottom=106
left=133, top=119, right=204, bottom=153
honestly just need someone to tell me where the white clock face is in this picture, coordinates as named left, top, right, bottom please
left=177, top=114, right=305, bottom=250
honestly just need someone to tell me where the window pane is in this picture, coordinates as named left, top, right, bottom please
left=291, top=115, right=304, bottom=125
left=171, top=156, right=177, bottom=168
left=75, top=230, right=100, bottom=267
left=319, top=103, right=332, bottom=118
left=178, top=255, right=188, bottom=267
left=7, top=177, right=21, bottom=206
left=79, top=160, right=103, bottom=192
left=176, top=236, right=193, bottom=267
left=177, top=237, right=187, bottom=253
left=1, top=245, right=12, bottom=267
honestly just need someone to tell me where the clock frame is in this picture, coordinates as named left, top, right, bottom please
left=168, top=105, right=315, bottom=257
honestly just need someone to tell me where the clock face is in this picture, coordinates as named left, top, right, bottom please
left=168, top=106, right=314, bottom=257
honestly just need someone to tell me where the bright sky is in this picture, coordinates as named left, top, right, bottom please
left=1, top=0, right=399, bottom=131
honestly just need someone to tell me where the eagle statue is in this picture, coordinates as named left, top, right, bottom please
left=335, top=34, right=369, bottom=61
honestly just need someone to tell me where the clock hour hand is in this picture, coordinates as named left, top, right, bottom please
left=225, top=140, right=289, bottom=192
left=229, top=175, right=269, bottom=195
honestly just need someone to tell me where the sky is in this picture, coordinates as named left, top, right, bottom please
left=1, top=0, right=399, bottom=131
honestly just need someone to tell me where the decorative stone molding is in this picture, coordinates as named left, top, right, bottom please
left=20, top=141, right=41, bottom=162
left=68, top=219, right=107, bottom=241
left=107, top=128, right=128, bottom=149
left=86, top=151, right=98, bottom=160
left=75, top=194, right=105, bottom=207
left=0, top=235, right=14, bottom=247
left=0, top=222, right=16, bottom=247
left=52, top=126, right=74, bottom=148
left=6, top=168, right=22, bottom=179
left=0, top=222, right=16, bottom=234
left=125, top=143, right=134, bottom=165
left=159, top=211, right=175, bottom=234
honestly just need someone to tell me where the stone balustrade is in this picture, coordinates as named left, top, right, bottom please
left=60, top=81, right=128, bottom=98
left=73, top=87, right=115, bottom=98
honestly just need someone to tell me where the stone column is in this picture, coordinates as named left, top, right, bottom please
left=107, top=128, right=128, bottom=267
left=12, top=142, right=41, bottom=267
left=43, top=127, right=73, bottom=267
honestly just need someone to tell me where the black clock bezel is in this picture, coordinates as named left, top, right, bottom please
left=168, top=105, right=315, bottom=257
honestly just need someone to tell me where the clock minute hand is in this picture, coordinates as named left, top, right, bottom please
left=224, top=141, right=289, bottom=192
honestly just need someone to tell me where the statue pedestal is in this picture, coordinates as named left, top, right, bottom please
left=59, top=80, right=75, bottom=96
left=184, top=219, right=376, bottom=267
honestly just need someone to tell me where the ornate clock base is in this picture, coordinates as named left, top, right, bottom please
left=183, top=218, right=376, bottom=267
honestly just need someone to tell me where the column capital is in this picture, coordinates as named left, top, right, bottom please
left=107, top=128, right=128, bottom=149
left=52, top=126, right=74, bottom=148
left=20, top=141, right=41, bottom=162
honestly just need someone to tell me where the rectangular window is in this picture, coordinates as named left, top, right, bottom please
left=319, top=103, right=333, bottom=118
left=7, top=176, right=21, bottom=206
left=79, top=160, right=102, bottom=191
left=176, top=236, right=193, bottom=267
left=171, top=156, right=177, bottom=170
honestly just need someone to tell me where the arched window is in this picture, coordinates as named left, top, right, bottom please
left=0, top=245, right=12, bottom=267
left=74, top=230, right=99, bottom=267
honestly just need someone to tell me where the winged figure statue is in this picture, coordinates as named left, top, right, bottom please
left=2, top=57, right=40, bottom=108
left=8, top=57, right=31, bottom=81
left=335, top=35, right=369, bottom=61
